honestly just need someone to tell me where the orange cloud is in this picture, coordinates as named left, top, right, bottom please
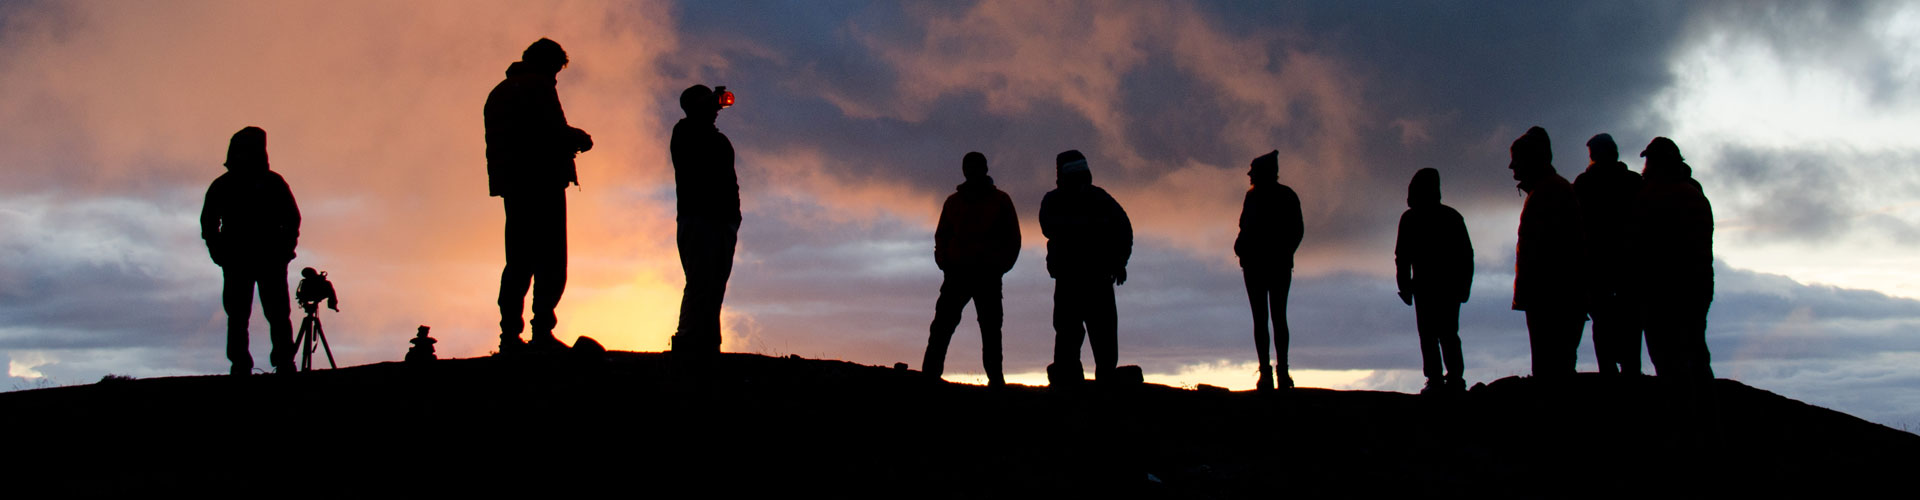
left=0, top=1, right=693, bottom=361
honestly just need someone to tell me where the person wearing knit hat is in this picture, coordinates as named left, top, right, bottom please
left=1635, top=136, right=1715, bottom=379
left=1038, top=150, right=1133, bottom=385
left=485, top=38, right=593, bottom=354
left=922, top=152, right=1021, bottom=388
left=200, top=126, right=302, bottom=375
left=1395, top=167, right=1473, bottom=394
left=1234, top=150, right=1303, bottom=390
left=1575, top=133, right=1646, bottom=376
left=1508, top=126, right=1587, bottom=377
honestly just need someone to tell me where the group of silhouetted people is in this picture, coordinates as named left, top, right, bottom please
left=199, top=39, right=1713, bottom=388
left=1505, top=127, right=1716, bottom=382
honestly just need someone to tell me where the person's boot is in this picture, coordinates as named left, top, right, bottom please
left=231, top=361, right=252, bottom=376
left=1257, top=365, right=1275, bottom=391
left=527, top=331, right=570, bottom=352
left=1421, top=377, right=1442, bottom=395
left=498, top=333, right=526, bottom=355
left=1277, top=368, right=1294, bottom=389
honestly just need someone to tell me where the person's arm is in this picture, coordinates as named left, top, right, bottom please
left=1395, top=211, right=1414, bottom=305
left=279, top=175, right=301, bottom=261
left=933, top=196, right=954, bottom=271
left=200, top=181, right=224, bottom=266
left=1110, top=194, right=1133, bottom=285
left=996, top=193, right=1021, bottom=274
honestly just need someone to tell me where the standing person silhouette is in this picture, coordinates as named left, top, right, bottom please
left=201, top=126, right=301, bottom=375
left=486, top=38, right=592, bottom=354
left=1235, top=150, right=1304, bottom=390
left=670, top=84, right=738, bottom=360
left=922, top=152, right=1021, bottom=387
left=1635, top=137, right=1715, bottom=379
left=1039, top=150, right=1132, bottom=385
left=1395, top=168, right=1473, bottom=394
left=1508, top=126, right=1587, bottom=376
left=1575, top=133, right=1645, bottom=375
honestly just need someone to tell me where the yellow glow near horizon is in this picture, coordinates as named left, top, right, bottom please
left=558, top=269, right=684, bottom=352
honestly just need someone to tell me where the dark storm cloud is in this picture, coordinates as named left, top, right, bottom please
left=1711, top=146, right=1920, bottom=245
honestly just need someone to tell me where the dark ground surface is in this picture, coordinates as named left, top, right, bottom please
left=6, top=351, right=1916, bottom=497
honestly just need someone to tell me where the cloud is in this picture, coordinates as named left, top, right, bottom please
left=5, top=0, right=1920, bottom=432
left=0, top=0, right=689, bottom=371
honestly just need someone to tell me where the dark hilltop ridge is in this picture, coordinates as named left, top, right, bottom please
left=6, top=352, right=1915, bottom=497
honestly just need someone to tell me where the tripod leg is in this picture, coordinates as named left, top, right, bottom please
left=298, top=315, right=316, bottom=372
left=316, top=318, right=337, bottom=369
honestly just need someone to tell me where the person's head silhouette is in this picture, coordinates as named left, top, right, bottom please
left=1056, top=150, right=1090, bottom=187
left=1409, top=167, right=1441, bottom=207
left=1587, top=133, right=1618, bottom=165
left=1249, top=150, right=1279, bottom=185
left=225, top=126, right=268, bottom=172
left=522, top=38, right=568, bottom=73
left=1508, top=126, right=1552, bottom=183
left=962, top=151, right=988, bottom=181
left=1640, top=136, right=1683, bottom=164
left=681, top=84, right=723, bottom=122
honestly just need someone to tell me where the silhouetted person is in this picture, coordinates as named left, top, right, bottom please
left=671, top=84, right=738, bottom=359
left=486, top=38, right=591, bottom=353
left=1635, top=137, right=1715, bottom=379
left=1509, top=126, right=1587, bottom=376
left=1575, top=133, right=1646, bottom=376
left=1234, top=150, right=1303, bottom=390
left=923, top=152, right=1021, bottom=387
left=1395, top=168, right=1473, bottom=394
left=407, top=326, right=437, bottom=364
left=201, top=126, right=300, bottom=375
left=1039, top=150, right=1132, bottom=385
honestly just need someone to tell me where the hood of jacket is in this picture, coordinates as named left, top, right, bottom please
left=224, top=127, right=268, bottom=173
left=1408, top=168, right=1441, bottom=207
left=1644, top=159, right=1694, bottom=181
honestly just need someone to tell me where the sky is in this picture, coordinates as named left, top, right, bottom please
left=2, top=1, right=1917, bottom=429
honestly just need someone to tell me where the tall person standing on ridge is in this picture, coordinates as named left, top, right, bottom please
left=485, top=38, right=592, bottom=354
left=1575, top=133, right=1645, bottom=376
left=201, top=126, right=301, bottom=375
left=1395, top=167, right=1473, bottom=394
left=1508, top=126, right=1587, bottom=376
left=670, top=84, right=739, bottom=361
left=1235, top=150, right=1304, bottom=390
left=922, top=152, right=1021, bottom=388
left=1635, top=137, right=1715, bottom=379
left=1039, top=150, right=1132, bottom=386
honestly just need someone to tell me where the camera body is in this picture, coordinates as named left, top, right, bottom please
left=295, top=267, right=337, bottom=314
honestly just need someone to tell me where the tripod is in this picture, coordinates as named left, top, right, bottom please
left=295, top=301, right=337, bottom=371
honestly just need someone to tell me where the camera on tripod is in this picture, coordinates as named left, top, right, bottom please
left=296, top=267, right=338, bottom=314
left=294, top=267, right=338, bottom=371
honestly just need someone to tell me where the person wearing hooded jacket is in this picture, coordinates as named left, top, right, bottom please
left=1575, top=133, right=1646, bottom=376
left=201, top=126, right=301, bottom=375
left=485, top=38, right=592, bottom=353
left=1395, top=167, right=1473, bottom=393
left=922, top=152, right=1021, bottom=387
left=1236, top=150, right=1304, bottom=390
left=1040, top=150, right=1132, bottom=385
left=670, top=84, right=739, bottom=359
left=1509, top=126, right=1587, bottom=377
left=1635, top=137, right=1715, bottom=379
